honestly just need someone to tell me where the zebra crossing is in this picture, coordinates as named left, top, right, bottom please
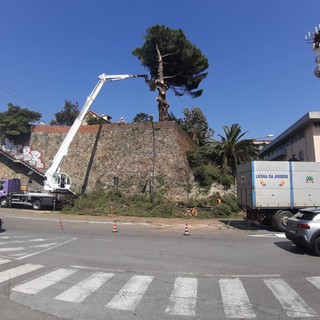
left=0, top=235, right=76, bottom=261
left=0, top=262, right=319, bottom=319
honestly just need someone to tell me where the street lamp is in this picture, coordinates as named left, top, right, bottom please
left=256, top=134, right=274, bottom=140
left=254, top=134, right=274, bottom=151
left=147, top=114, right=155, bottom=204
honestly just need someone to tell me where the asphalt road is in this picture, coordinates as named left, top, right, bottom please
left=0, top=208, right=319, bottom=320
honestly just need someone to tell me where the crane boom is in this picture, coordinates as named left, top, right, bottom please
left=44, top=73, right=147, bottom=192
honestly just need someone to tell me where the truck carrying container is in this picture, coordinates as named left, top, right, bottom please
left=237, top=161, right=320, bottom=231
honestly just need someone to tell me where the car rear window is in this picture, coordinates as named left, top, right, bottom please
left=296, top=212, right=318, bottom=220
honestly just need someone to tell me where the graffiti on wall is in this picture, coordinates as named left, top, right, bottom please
left=1, top=138, right=44, bottom=169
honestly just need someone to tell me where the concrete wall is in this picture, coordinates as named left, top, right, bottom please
left=0, top=121, right=197, bottom=200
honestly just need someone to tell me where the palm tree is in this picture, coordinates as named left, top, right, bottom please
left=216, top=124, right=258, bottom=176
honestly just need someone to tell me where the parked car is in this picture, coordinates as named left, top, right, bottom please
left=286, top=208, right=320, bottom=256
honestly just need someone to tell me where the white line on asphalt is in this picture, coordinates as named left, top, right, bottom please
left=106, top=275, right=154, bottom=311
left=8, top=253, right=26, bottom=257
left=165, top=277, right=198, bottom=316
left=0, top=258, right=11, bottom=264
left=28, top=243, right=58, bottom=249
left=219, top=278, right=256, bottom=318
left=264, top=278, right=317, bottom=317
left=55, top=272, right=114, bottom=303
left=0, top=236, right=29, bottom=239
left=16, top=238, right=77, bottom=260
left=0, top=247, right=24, bottom=252
left=248, top=234, right=286, bottom=238
left=306, top=276, right=320, bottom=290
left=0, top=263, right=43, bottom=284
left=274, top=234, right=286, bottom=238
left=12, top=268, right=77, bottom=294
left=0, top=238, right=48, bottom=245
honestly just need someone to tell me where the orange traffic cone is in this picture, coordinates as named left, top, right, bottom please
left=58, top=219, right=63, bottom=229
left=183, top=223, right=190, bottom=236
left=112, top=221, right=118, bottom=233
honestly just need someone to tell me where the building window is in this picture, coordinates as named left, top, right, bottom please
left=314, top=122, right=320, bottom=127
left=298, top=150, right=304, bottom=161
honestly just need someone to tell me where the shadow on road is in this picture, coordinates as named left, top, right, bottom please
left=274, top=240, right=316, bottom=256
left=219, top=219, right=278, bottom=233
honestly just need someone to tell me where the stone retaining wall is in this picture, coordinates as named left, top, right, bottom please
left=0, top=121, right=197, bottom=200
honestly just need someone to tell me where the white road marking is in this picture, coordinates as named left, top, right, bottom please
left=16, top=238, right=77, bottom=260
left=219, top=278, right=256, bottom=318
left=0, top=247, right=24, bottom=252
left=0, top=238, right=47, bottom=245
left=0, top=258, right=11, bottom=264
left=0, top=263, right=43, bottom=284
left=274, top=233, right=286, bottom=238
left=8, top=253, right=26, bottom=257
left=28, top=243, right=58, bottom=248
left=106, top=275, right=154, bottom=311
left=306, top=276, right=320, bottom=290
left=248, top=233, right=286, bottom=238
left=264, top=278, right=317, bottom=317
left=165, top=277, right=198, bottom=316
left=0, top=236, right=29, bottom=239
left=248, top=234, right=275, bottom=238
left=12, top=268, right=76, bottom=294
left=55, top=272, right=114, bottom=303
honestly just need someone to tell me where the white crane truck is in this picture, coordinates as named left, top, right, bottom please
left=0, top=73, right=147, bottom=210
left=237, top=161, right=320, bottom=231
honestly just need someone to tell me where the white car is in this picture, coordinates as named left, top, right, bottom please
left=286, top=208, right=320, bottom=256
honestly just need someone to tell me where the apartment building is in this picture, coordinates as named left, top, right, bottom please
left=259, top=112, right=320, bottom=162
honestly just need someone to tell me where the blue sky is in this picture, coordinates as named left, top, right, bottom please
left=1, top=0, right=320, bottom=140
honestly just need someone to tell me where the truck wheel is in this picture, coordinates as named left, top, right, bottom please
left=313, top=237, right=320, bottom=256
left=274, top=211, right=293, bottom=232
left=32, top=200, right=42, bottom=210
left=0, top=198, right=9, bottom=208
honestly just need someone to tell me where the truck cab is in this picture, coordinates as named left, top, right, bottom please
left=0, top=178, right=21, bottom=207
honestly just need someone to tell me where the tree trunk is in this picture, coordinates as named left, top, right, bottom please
left=155, top=45, right=169, bottom=121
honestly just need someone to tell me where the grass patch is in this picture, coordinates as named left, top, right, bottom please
left=63, top=189, right=241, bottom=219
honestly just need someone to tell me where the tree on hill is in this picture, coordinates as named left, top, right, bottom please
left=132, top=25, right=209, bottom=121
left=179, top=107, right=214, bottom=146
left=187, top=123, right=258, bottom=189
left=0, top=103, right=42, bottom=139
left=133, top=112, right=150, bottom=122
left=50, top=100, right=79, bottom=126
left=85, top=114, right=106, bottom=125
left=215, top=124, right=258, bottom=176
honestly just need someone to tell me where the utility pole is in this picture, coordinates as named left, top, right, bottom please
left=305, top=24, right=320, bottom=78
